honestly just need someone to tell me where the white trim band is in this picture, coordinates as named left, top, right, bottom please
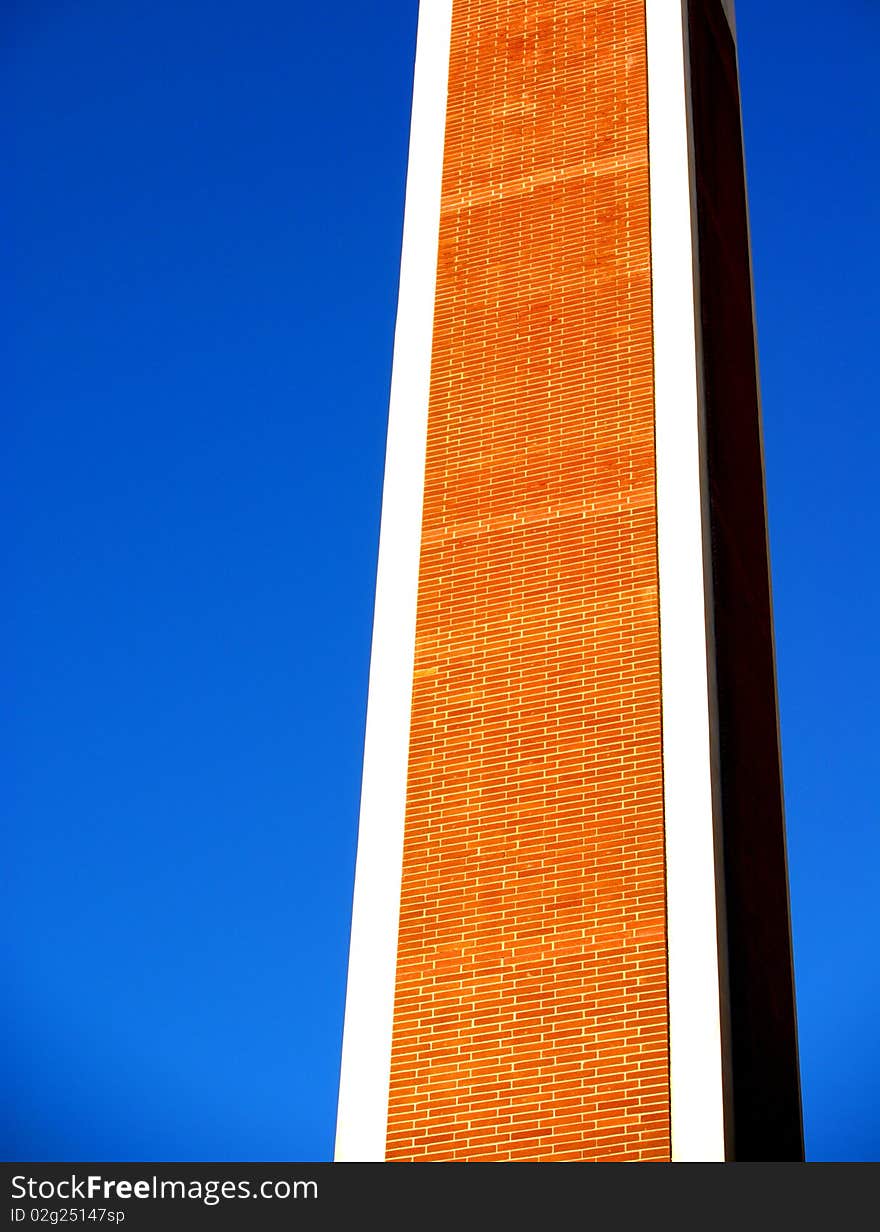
left=333, top=0, right=454, bottom=1163
left=646, top=0, right=727, bottom=1162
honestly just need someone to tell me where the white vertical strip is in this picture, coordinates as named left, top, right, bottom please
left=645, top=0, right=727, bottom=1162
left=333, top=0, right=454, bottom=1163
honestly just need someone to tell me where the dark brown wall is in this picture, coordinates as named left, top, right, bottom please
left=687, top=0, right=804, bottom=1161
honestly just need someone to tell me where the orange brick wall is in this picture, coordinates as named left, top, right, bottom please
left=386, top=0, right=669, bottom=1161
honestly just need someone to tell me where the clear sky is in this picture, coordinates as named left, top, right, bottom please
left=4, top=1, right=878, bottom=1162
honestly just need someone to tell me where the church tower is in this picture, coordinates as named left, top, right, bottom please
left=335, top=0, right=802, bottom=1162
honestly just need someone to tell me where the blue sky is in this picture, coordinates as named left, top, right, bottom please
left=4, top=0, right=878, bottom=1162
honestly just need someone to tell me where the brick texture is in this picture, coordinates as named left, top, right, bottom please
left=385, top=0, right=669, bottom=1161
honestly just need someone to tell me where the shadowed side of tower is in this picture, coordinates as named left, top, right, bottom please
left=687, top=0, right=803, bottom=1162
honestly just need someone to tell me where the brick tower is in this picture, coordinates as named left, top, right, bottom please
left=335, top=0, right=802, bottom=1162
